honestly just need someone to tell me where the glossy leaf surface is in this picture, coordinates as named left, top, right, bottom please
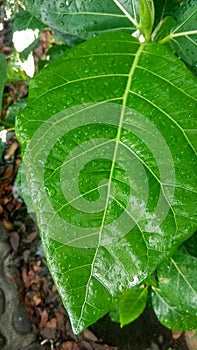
left=152, top=253, right=197, bottom=330
left=16, top=32, right=197, bottom=333
left=16, top=0, right=135, bottom=39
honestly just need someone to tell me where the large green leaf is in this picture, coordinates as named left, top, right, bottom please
left=152, top=253, right=197, bottom=330
left=16, top=32, right=197, bottom=333
left=0, top=54, right=6, bottom=115
left=16, top=0, right=135, bottom=39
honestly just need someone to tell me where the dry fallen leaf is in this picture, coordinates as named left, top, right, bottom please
left=21, top=266, right=31, bottom=288
left=32, top=261, right=42, bottom=273
left=0, top=204, right=4, bottom=215
left=9, top=231, right=20, bottom=251
left=52, top=283, right=57, bottom=292
left=45, top=317, right=57, bottom=329
left=33, top=294, right=42, bottom=306
left=39, top=309, right=48, bottom=329
left=172, top=331, right=183, bottom=340
left=2, top=218, right=13, bottom=231
left=4, top=141, right=19, bottom=160
left=79, top=340, right=92, bottom=350
left=185, top=331, right=197, bottom=350
left=26, top=230, right=38, bottom=241
left=83, top=329, right=98, bottom=342
left=61, top=341, right=79, bottom=350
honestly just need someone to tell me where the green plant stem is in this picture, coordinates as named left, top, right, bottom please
left=159, top=30, right=197, bottom=44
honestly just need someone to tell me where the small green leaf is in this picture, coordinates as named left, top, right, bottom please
left=152, top=253, right=197, bottom=330
left=110, top=285, right=148, bottom=326
left=144, top=274, right=157, bottom=287
left=0, top=54, right=6, bottom=115
left=120, top=286, right=148, bottom=326
left=109, top=303, right=120, bottom=323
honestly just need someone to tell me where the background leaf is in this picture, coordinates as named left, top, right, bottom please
left=152, top=16, right=176, bottom=44
left=13, top=7, right=45, bottom=60
left=153, top=0, right=179, bottom=25
left=180, top=232, right=197, bottom=258
left=0, top=54, right=6, bottom=115
left=4, top=0, right=20, bottom=20
left=5, top=99, right=27, bottom=128
left=170, top=4, right=197, bottom=73
left=16, top=32, right=197, bottom=333
left=153, top=1, right=197, bottom=73
left=152, top=253, right=197, bottom=330
left=6, top=51, right=29, bottom=82
left=16, top=0, right=135, bottom=39
left=153, top=0, right=196, bottom=24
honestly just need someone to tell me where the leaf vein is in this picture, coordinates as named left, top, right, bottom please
left=129, top=90, right=196, bottom=155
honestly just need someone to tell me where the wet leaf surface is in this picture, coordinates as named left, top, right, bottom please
left=152, top=253, right=197, bottom=330
left=16, top=32, right=197, bottom=332
left=17, top=0, right=134, bottom=39
left=0, top=128, right=191, bottom=349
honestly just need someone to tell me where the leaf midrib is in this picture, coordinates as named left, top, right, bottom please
left=75, top=42, right=144, bottom=332
left=170, top=257, right=197, bottom=296
left=153, top=287, right=184, bottom=315
left=47, top=11, right=127, bottom=18
left=173, top=6, right=197, bottom=34
left=130, top=90, right=197, bottom=155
